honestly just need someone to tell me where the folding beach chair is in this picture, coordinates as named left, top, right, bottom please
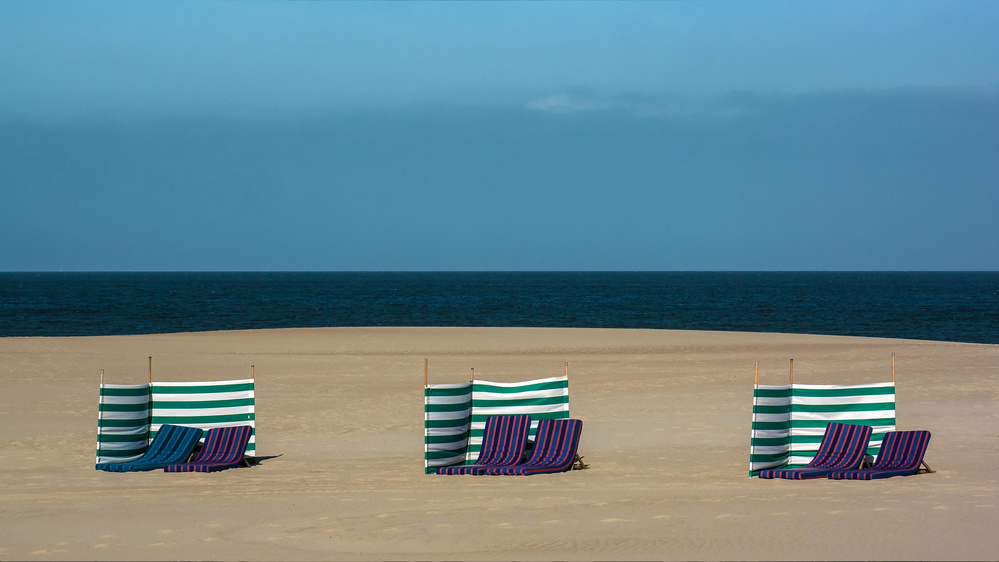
left=828, top=430, right=932, bottom=480
left=162, top=425, right=253, bottom=473
left=757, top=422, right=872, bottom=480
left=484, top=418, right=583, bottom=476
left=436, top=414, right=531, bottom=475
left=96, top=424, right=203, bottom=472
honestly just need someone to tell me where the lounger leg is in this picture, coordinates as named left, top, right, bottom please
left=920, top=460, right=936, bottom=473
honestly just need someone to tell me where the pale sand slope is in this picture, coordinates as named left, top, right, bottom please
left=1, top=327, right=997, bottom=561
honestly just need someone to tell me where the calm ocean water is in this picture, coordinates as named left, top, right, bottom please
left=0, top=272, right=997, bottom=344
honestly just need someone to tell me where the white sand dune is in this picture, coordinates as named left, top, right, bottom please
left=1, top=327, right=996, bottom=560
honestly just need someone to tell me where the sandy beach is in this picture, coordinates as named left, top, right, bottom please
left=1, top=327, right=996, bottom=560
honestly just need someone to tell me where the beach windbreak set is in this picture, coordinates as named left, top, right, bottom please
left=750, top=357, right=933, bottom=480
left=425, top=362, right=584, bottom=476
left=95, top=359, right=256, bottom=473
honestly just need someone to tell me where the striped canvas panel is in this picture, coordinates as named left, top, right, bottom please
left=150, top=379, right=256, bottom=457
left=96, top=383, right=151, bottom=464
left=467, top=376, right=570, bottom=463
left=749, top=384, right=791, bottom=475
left=788, top=382, right=895, bottom=466
left=424, top=382, right=472, bottom=473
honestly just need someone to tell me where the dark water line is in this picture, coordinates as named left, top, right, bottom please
left=1, top=272, right=997, bottom=344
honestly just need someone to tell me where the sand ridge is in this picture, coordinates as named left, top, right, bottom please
left=1, top=327, right=997, bottom=560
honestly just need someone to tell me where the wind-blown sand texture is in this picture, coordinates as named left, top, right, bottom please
left=1, top=327, right=997, bottom=561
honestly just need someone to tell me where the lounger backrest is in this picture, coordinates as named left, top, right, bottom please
left=191, top=426, right=253, bottom=464
left=524, top=419, right=558, bottom=464
left=143, top=424, right=184, bottom=458
left=808, top=422, right=873, bottom=469
left=474, top=415, right=531, bottom=465
left=531, top=418, right=582, bottom=466
left=144, top=424, right=203, bottom=461
left=872, top=430, right=931, bottom=470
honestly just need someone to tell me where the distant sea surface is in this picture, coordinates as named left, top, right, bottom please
left=1, top=272, right=997, bottom=344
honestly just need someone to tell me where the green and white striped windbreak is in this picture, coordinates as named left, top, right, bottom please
left=150, top=379, right=256, bottom=457
left=424, top=382, right=472, bottom=473
left=750, top=382, right=895, bottom=475
left=788, top=383, right=895, bottom=467
left=96, top=383, right=151, bottom=464
left=424, top=376, right=570, bottom=473
left=748, top=384, right=792, bottom=475
left=467, top=377, right=570, bottom=461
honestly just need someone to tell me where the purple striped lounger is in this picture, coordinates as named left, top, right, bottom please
left=484, top=418, right=582, bottom=476
left=828, top=430, right=931, bottom=480
left=436, top=414, right=531, bottom=475
left=163, top=425, right=253, bottom=473
left=758, top=422, right=873, bottom=480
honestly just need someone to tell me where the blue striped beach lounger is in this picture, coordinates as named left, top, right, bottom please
left=758, top=422, right=872, bottom=479
left=163, top=425, right=253, bottom=473
left=96, top=424, right=203, bottom=472
left=484, top=418, right=582, bottom=476
left=437, top=414, right=531, bottom=475
left=828, top=430, right=931, bottom=480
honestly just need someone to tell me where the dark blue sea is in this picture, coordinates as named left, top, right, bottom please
left=1, top=272, right=997, bottom=344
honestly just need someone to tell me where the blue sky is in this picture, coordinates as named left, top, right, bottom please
left=1, top=1, right=997, bottom=271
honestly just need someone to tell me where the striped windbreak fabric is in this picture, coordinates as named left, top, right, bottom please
left=96, top=383, right=151, bottom=465
left=749, top=384, right=792, bottom=475
left=424, top=382, right=473, bottom=473
left=425, top=376, right=570, bottom=473
left=750, top=382, right=895, bottom=476
left=150, top=379, right=256, bottom=457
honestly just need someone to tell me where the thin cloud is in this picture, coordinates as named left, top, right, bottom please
left=525, top=92, right=757, bottom=118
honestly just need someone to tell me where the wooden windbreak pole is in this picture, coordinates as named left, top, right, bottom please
left=470, top=367, right=475, bottom=382
left=789, top=359, right=793, bottom=385
left=892, top=353, right=895, bottom=383
left=424, top=359, right=428, bottom=387
left=564, top=362, right=569, bottom=378
left=755, top=361, right=759, bottom=386
left=148, top=356, right=152, bottom=384
left=97, top=369, right=105, bottom=461
left=251, top=365, right=255, bottom=380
